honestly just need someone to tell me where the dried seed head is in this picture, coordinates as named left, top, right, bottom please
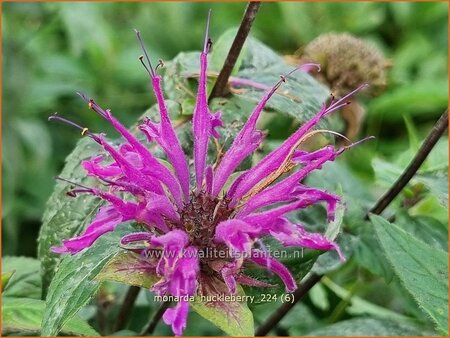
left=302, top=33, right=388, bottom=97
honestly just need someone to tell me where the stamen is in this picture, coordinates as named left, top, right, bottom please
left=54, top=176, right=92, bottom=190
left=345, top=135, right=375, bottom=149
left=268, top=66, right=304, bottom=94
left=66, top=188, right=95, bottom=197
left=328, top=83, right=368, bottom=111
left=76, top=92, right=108, bottom=119
left=203, top=9, right=212, bottom=53
left=337, top=135, right=376, bottom=156
left=139, top=55, right=152, bottom=77
left=48, top=113, right=101, bottom=142
left=48, top=113, right=85, bottom=131
left=155, top=59, right=164, bottom=71
left=76, top=91, right=89, bottom=103
left=301, top=129, right=351, bottom=146
left=134, top=29, right=156, bottom=77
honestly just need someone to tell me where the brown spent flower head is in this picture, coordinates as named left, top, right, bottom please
left=301, top=32, right=388, bottom=98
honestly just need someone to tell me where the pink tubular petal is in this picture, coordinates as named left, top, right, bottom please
left=239, top=183, right=340, bottom=221
left=143, top=75, right=191, bottom=201
left=120, top=232, right=153, bottom=246
left=51, top=206, right=126, bottom=254
left=93, top=135, right=164, bottom=194
left=82, top=155, right=121, bottom=178
left=193, top=52, right=210, bottom=190
left=220, top=262, right=238, bottom=294
left=249, top=250, right=297, bottom=293
left=193, top=11, right=213, bottom=191
left=238, top=147, right=341, bottom=220
left=205, top=165, right=213, bottom=195
left=214, top=219, right=260, bottom=255
left=241, top=190, right=339, bottom=228
left=298, top=63, right=321, bottom=73
left=87, top=100, right=183, bottom=207
left=163, top=301, right=190, bottom=337
left=210, top=110, right=224, bottom=138
left=227, top=84, right=368, bottom=204
left=269, top=219, right=345, bottom=261
left=212, top=67, right=307, bottom=197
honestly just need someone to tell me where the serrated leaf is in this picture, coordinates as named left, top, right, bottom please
left=38, top=137, right=104, bottom=296
left=41, top=224, right=134, bottom=336
left=2, top=297, right=98, bottom=336
left=191, top=276, right=254, bottom=336
left=96, top=251, right=159, bottom=288
left=305, top=317, right=433, bottom=336
left=371, top=215, right=448, bottom=333
left=2, top=256, right=41, bottom=299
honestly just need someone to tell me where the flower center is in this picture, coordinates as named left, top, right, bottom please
left=179, top=192, right=233, bottom=248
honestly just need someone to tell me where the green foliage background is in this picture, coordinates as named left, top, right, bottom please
left=1, top=1, right=448, bottom=336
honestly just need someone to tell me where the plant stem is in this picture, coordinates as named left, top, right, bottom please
left=209, top=1, right=261, bottom=99
left=113, top=286, right=141, bottom=332
left=255, top=109, right=448, bottom=336
left=140, top=301, right=171, bottom=335
left=368, top=109, right=448, bottom=217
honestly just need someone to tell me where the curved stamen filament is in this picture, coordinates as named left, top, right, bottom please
left=135, top=29, right=156, bottom=78
left=203, top=9, right=212, bottom=53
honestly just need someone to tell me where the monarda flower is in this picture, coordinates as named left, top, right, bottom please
left=50, top=12, right=367, bottom=336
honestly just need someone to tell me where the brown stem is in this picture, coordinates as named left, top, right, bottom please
left=209, top=1, right=261, bottom=99
left=255, top=109, right=448, bottom=336
left=368, top=109, right=448, bottom=217
left=140, top=301, right=172, bottom=335
left=113, top=286, right=141, bottom=332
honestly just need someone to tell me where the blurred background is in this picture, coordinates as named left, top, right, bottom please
left=2, top=1, right=448, bottom=258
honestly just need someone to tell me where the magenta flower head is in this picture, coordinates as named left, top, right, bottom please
left=50, top=11, right=368, bottom=336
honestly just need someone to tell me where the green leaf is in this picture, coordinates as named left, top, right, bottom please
left=368, top=79, right=448, bottom=120
left=41, top=224, right=133, bottom=336
left=2, top=297, right=98, bottom=336
left=306, top=317, right=433, bottom=336
left=191, top=277, right=254, bottom=336
left=353, top=225, right=394, bottom=281
left=371, top=215, right=448, bottom=333
left=2, top=256, right=41, bottom=299
left=395, top=210, right=448, bottom=251
left=410, top=194, right=448, bottom=224
left=322, top=277, right=413, bottom=322
left=95, top=251, right=159, bottom=288
left=2, top=271, right=15, bottom=290
left=38, top=137, right=104, bottom=296
left=163, top=34, right=330, bottom=128
left=309, top=283, right=329, bottom=311
left=210, top=28, right=246, bottom=75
